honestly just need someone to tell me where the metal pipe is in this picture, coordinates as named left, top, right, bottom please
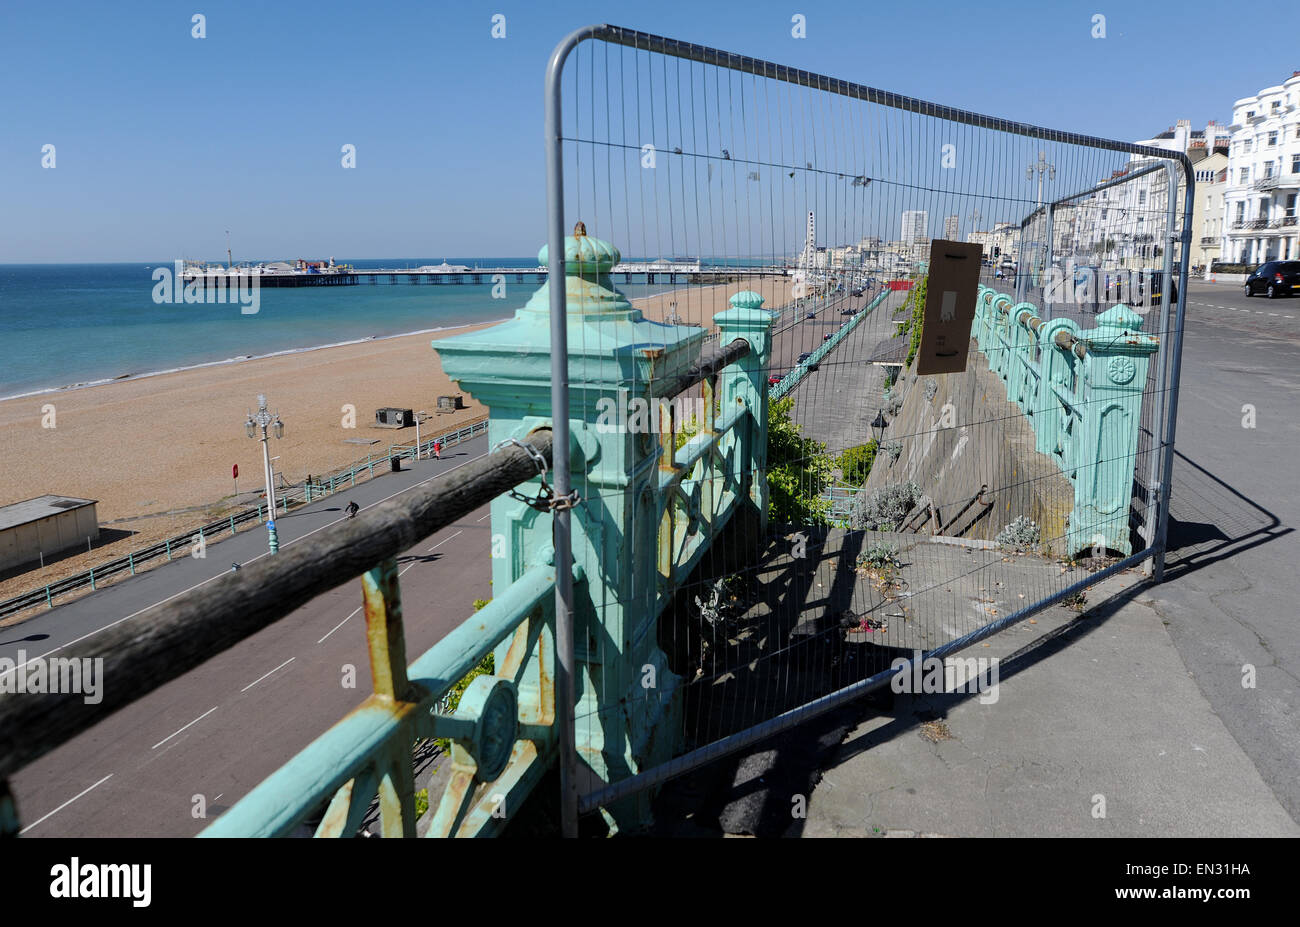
left=1142, top=162, right=1179, bottom=569
left=1153, top=160, right=1195, bottom=581
left=545, top=25, right=601, bottom=839
left=587, top=25, right=1186, bottom=165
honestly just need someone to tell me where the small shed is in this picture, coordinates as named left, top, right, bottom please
left=0, top=495, right=100, bottom=573
left=375, top=408, right=415, bottom=429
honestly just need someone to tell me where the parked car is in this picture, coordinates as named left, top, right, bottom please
left=797, top=351, right=813, bottom=363
left=823, top=332, right=833, bottom=341
left=806, top=310, right=817, bottom=319
left=841, top=307, right=856, bottom=315
left=1244, top=261, right=1300, bottom=298
left=767, top=373, right=782, bottom=385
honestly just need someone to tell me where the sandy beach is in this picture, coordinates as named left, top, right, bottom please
left=0, top=274, right=786, bottom=605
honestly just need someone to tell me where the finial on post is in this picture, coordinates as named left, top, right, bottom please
left=573, top=221, right=587, bottom=238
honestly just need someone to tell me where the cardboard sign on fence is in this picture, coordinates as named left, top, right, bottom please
left=916, top=239, right=983, bottom=375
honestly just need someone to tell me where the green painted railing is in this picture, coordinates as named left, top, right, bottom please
left=771, top=288, right=890, bottom=400
left=973, top=285, right=1158, bottom=555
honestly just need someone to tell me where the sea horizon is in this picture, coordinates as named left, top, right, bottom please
left=0, top=258, right=704, bottom=398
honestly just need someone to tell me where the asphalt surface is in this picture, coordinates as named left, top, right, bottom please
left=1135, top=279, right=1300, bottom=822
left=6, top=441, right=495, bottom=836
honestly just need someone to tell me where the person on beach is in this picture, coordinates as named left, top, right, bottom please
left=345, top=500, right=359, bottom=519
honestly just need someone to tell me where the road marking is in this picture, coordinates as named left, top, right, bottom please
left=317, top=528, right=467, bottom=643
left=0, top=447, right=491, bottom=682
left=477, top=512, right=491, bottom=522
left=318, top=606, right=362, bottom=644
left=240, top=657, right=296, bottom=693
left=18, top=773, right=114, bottom=835
left=151, top=706, right=218, bottom=750
left=427, top=529, right=463, bottom=552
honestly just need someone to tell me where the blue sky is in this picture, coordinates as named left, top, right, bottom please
left=0, top=0, right=1291, bottom=262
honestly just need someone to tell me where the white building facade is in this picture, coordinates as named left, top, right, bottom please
left=1223, top=73, right=1300, bottom=265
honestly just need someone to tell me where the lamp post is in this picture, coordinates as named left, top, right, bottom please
left=871, top=409, right=888, bottom=445
left=415, top=410, right=428, bottom=460
left=245, top=394, right=284, bottom=554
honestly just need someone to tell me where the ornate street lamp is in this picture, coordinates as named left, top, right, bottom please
left=245, top=393, right=285, bottom=553
left=871, top=409, right=888, bottom=444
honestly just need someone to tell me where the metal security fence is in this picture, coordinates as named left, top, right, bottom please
left=542, top=25, right=1191, bottom=823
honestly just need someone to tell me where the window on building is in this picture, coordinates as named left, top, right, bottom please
left=1247, top=110, right=1255, bottom=118
left=1292, top=154, right=1300, bottom=174
left=1240, top=167, right=1250, bottom=184
left=1268, top=131, right=1278, bottom=146
left=1236, top=202, right=1245, bottom=221
left=1272, top=101, right=1281, bottom=112
left=1246, top=139, right=1254, bottom=152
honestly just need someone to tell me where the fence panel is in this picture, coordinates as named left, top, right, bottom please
left=546, top=25, right=1191, bottom=823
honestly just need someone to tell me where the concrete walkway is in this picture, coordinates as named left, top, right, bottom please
left=802, top=567, right=1299, bottom=837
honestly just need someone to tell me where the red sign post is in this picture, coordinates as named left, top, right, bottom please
left=233, top=463, right=239, bottom=496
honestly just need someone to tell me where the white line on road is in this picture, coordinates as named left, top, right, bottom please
left=318, top=528, right=467, bottom=644
left=318, top=606, right=362, bottom=644
left=151, top=706, right=219, bottom=750
left=18, top=773, right=113, bottom=835
left=240, top=657, right=296, bottom=693
left=477, top=512, right=491, bottom=522
left=427, top=530, right=463, bottom=552
left=0, top=449, right=490, bottom=682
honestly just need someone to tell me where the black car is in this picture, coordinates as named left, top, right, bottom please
left=1244, top=261, right=1300, bottom=298
left=806, top=310, right=817, bottom=319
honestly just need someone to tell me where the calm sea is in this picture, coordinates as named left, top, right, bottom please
left=0, top=260, right=678, bottom=399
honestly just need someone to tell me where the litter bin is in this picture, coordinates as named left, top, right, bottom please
left=390, top=454, right=402, bottom=473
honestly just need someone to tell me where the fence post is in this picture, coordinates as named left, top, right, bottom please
left=165, top=539, right=171, bottom=560
left=434, top=228, right=706, bottom=833
left=1068, top=304, right=1159, bottom=556
left=714, top=290, right=775, bottom=532
left=89, top=568, right=95, bottom=591
left=129, top=552, right=135, bottom=576
left=230, top=515, right=237, bottom=536
left=989, top=292, right=1013, bottom=379
left=1035, top=318, right=1081, bottom=459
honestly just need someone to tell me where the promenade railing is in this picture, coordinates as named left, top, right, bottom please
left=973, top=284, right=1158, bottom=555
left=0, top=419, right=487, bottom=620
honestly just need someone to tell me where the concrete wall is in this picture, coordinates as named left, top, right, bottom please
left=0, top=505, right=99, bottom=573
left=858, top=342, right=1073, bottom=554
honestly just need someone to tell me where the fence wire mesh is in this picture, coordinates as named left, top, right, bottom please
left=550, top=27, right=1190, bottom=813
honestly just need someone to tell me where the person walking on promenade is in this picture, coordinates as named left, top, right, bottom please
left=345, top=500, right=359, bottom=519
left=433, top=440, right=442, bottom=460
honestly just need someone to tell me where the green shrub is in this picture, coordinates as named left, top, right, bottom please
left=849, top=480, right=921, bottom=531
left=995, top=515, right=1041, bottom=552
left=857, top=543, right=901, bottom=571
left=767, top=395, right=833, bottom=525
left=838, top=440, right=878, bottom=486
